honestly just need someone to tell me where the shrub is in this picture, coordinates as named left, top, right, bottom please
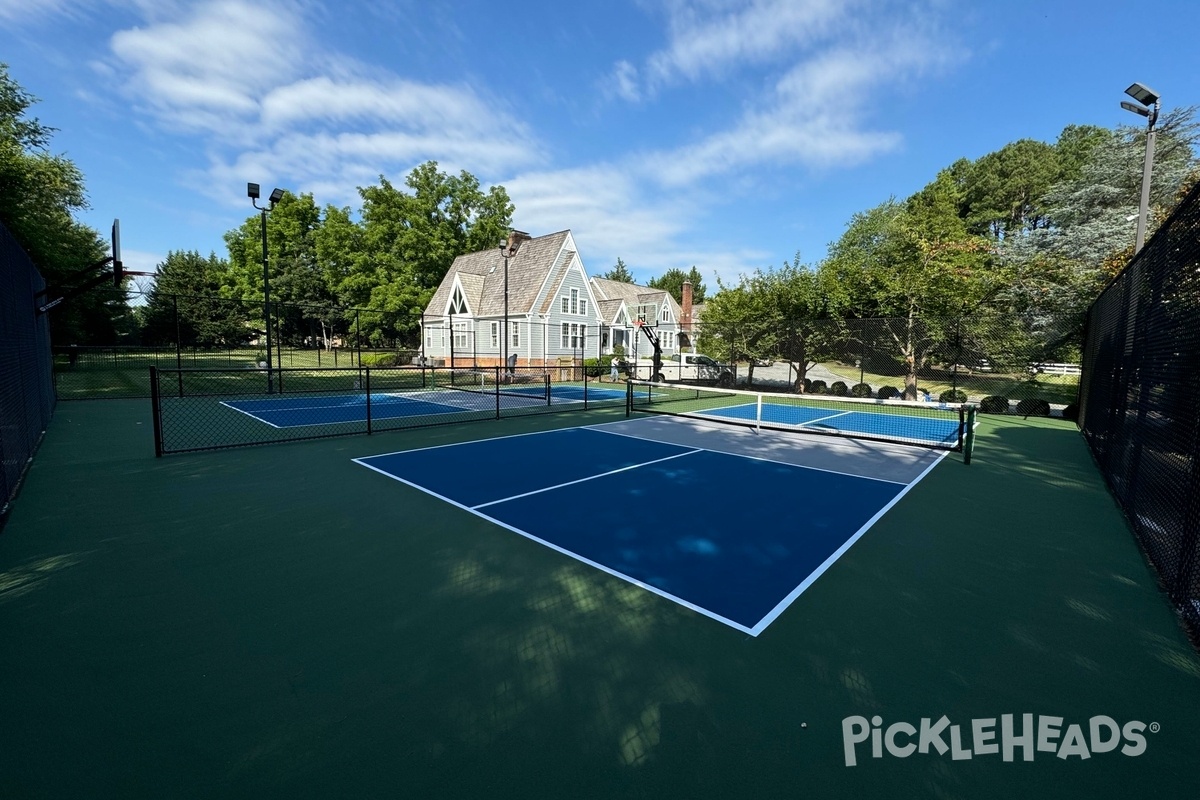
left=829, top=381, right=849, bottom=397
left=850, top=382, right=872, bottom=398
left=980, top=395, right=1010, bottom=414
left=877, top=385, right=900, bottom=400
left=1016, top=398, right=1051, bottom=417
left=1061, top=403, right=1079, bottom=422
left=939, top=389, right=967, bottom=403
left=808, top=379, right=828, bottom=394
left=361, top=352, right=401, bottom=367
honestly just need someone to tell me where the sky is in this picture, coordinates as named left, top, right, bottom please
left=2, top=0, right=1198, bottom=291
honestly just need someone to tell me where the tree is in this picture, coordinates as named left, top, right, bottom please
left=142, top=251, right=249, bottom=346
left=647, top=265, right=707, bottom=304
left=1005, top=107, right=1200, bottom=317
left=355, top=162, right=513, bottom=344
left=601, top=257, right=634, bottom=282
left=700, top=255, right=842, bottom=389
left=962, top=139, right=1060, bottom=238
left=1, top=63, right=125, bottom=344
left=822, top=175, right=997, bottom=399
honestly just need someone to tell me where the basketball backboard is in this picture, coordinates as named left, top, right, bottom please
left=112, top=219, right=124, bottom=286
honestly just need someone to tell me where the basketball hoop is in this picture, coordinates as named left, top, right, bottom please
left=633, top=319, right=644, bottom=329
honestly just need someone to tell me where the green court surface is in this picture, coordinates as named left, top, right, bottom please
left=1, top=402, right=1198, bottom=799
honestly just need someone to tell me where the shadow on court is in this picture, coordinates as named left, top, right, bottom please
left=0, top=403, right=1197, bottom=799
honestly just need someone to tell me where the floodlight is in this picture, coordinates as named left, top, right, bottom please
left=1125, top=82, right=1160, bottom=106
left=269, top=187, right=284, bottom=204
left=1121, top=101, right=1150, bottom=118
left=247, top=182, right=260, bottom=199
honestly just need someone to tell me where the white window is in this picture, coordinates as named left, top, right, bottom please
left=511, top=321, right=520, bottom=348
left=489, top=322, right=499, bottom=349
left=453, top=321, right=470, bottom=350
left=425, top=327, right=433, bottom=348
left=560, top=323, right=584, bottom=349
left=580, top=297, right=588, bottom=317
left=660, top=305, right=670, bottom=322
left=662, top=331, right=675, bottom=351
left=570, top=288, right=579, bottom=315
left=561, top=296, right=569, bottom=313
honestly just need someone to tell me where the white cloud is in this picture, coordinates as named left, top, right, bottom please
left=109, top=0, right=305, bottom=133
left=103, top=1, right=540, bottom=209
left=505, top=165, right=768, bottom=284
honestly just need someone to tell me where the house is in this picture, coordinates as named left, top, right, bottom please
left=588, top=277, right=695, bottom=361
left=419, top=230, right=605, bottom=368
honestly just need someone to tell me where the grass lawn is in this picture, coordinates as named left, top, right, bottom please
left=818, top=362, right=1080, bottom=405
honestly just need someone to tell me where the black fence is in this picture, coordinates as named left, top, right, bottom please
left=149, top=364, right=627, bottom=455
left=1079, top=182, right=1200, bottom=644
left=0, top=222, right=55, bottom=528
left=67, top=295, right=1084, bottom=418
left=687, top=312, right=1083, bottom=414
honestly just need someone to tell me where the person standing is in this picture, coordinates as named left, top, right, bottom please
left=610, top=355, right=620, bottom=382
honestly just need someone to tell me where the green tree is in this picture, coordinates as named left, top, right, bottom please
left=703, top=256, right=842, bottom=390
left=962, top=139, right=1060, bottom=238
left=822, top=175, right=997, bottom=398
left=142, top=251, right=248, bottom=346
left=647, top=265, right=707, bottom=304
left=1006, top=107, right=1200, bottom=316
left=1, top=63, right=126, bottom=344
left=601, top=257, right=634, bottom=282
left=356, top=162, right=513, bottom=344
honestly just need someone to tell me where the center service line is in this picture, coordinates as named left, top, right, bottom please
left=471, top=449, right=702, bottom=510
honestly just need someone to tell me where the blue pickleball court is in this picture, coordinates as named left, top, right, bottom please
left=354, top=417, right=946, bottom=635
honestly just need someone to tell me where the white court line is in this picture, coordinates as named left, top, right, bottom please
left=795, top=409, right=854, bottom=427
left=351, top=455, right=760, bottom=636
left=218, top=399, right=284, bottom=428
left=219, top=394, right=466, bottom=430
left=472, top=449, right=701, bottom=509
left=585, top=421, right=909, bottom=485
left=748, top=449, right=949, bottom=636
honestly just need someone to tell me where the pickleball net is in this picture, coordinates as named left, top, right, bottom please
left=627, top=380, right=977, bottom=456
left=446, top=368, right=551, bottom=403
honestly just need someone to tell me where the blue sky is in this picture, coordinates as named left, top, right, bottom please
left=2, top=0, right=1197, bottom=290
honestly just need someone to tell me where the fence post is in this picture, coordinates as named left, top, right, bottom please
left=494, top=365, right=501, bottom=420
left=149, top=366, right=164, bottom=457
left=952, top=316, right=962, bottom=396
left=365, top=367, right=372, bottom=435
left=859, top=319, right=867, bottom=387
left=355, top=309, right=362, bottom=368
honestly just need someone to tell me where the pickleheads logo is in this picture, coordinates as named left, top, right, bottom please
left=842, top=714, right=1157, bottom=767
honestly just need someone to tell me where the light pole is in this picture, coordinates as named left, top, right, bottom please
left=499, top=236, right=516, bottom=377
left=1120, top=82, right=1160, bottom=254
left=248, top=183, right=285, bottom=392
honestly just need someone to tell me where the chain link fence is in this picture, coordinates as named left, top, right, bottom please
left=150, top=364, right=628, bottom=455
left=1079, top=181, right=1200, bottom=645
left=687, top=313, right=1083, bottom=414
left=1, top=221, right=55, bottom=528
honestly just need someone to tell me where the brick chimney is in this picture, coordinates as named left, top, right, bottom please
left=681, top=279, right=693, bottom=332
left=506, top=229, right=532, bottom=254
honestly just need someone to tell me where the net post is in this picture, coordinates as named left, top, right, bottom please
left=756, top=392, right=763, bottom=434
left=626, top=378, right=632, bottom=416
left=544, top=371, right=551, bottom=406
left=963, top=405, right=977, bottom=464
left=149, top=366, right=164, bottom=457
left=365, top=367, right=372, bottom=435
left=494, top=365, right=501, bottom=419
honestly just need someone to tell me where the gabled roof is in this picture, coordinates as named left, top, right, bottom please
left=590, top=277, right=681, bottom=319
left=425, top=230, right=572, bottom=319
left=597, top=298, right=626, bottom=325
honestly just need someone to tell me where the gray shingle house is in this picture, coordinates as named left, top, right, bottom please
left=419, top=230, right=605, bottom=367
left=420, top=229, right=699, bottom=367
